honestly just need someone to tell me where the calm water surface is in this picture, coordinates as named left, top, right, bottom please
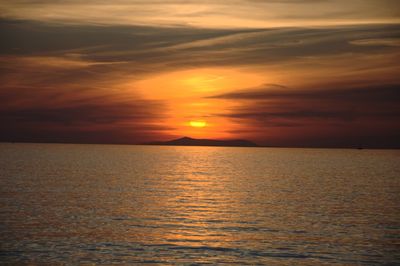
left=0, top=143, right=399, bottom=265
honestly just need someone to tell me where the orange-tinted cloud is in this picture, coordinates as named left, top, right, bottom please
left=0, top=85, right=172, bottom=143
left=1, top=0, right=399, bottom=28
left=208, top=84, right=400, bottom=148
left=0, top=7, right=399, bottom=147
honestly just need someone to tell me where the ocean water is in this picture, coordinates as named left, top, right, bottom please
left=0, top=143, right=399, bottom=265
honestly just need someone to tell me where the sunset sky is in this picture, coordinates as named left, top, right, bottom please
left=0, top=0, right=399, bottom=147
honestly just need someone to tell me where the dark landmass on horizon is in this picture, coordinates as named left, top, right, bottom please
left=146, top=137, right=259, bottom=147
left=1, top=137, right=400, bottom=149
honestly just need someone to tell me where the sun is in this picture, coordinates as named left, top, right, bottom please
left=189, top=120, right=207, bottom=128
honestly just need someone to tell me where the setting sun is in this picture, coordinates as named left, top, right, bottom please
left=1, top=1, right=399, bottom=265
left=189, top=120, right=207, bottom=128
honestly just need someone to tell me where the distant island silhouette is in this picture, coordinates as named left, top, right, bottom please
left=147, top=137, right=259, bottom=147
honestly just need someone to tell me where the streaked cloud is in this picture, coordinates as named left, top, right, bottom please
left=0, top=0, right=399, bottom=147
left=350, top=38, right=400, bottom=47
left=1, top=0, right=399, bottom=28
left=0, top=86, right=171, bottom=144
left=206, top=83, right=400, bottom=147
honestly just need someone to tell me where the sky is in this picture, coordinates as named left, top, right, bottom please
left=0, top=0, right=399, bottom=147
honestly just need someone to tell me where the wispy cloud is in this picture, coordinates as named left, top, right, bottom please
left=0, top=86, right=172, bottom=143
left=207, top=83, right=400, bottom=147
left=350, top=38, right=400, bottom=47
left=0, top=13, right=399, bottom=146
left=1, top=0, right=399, bottom=28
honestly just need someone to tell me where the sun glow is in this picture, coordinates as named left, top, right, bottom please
left=131, top=67, right=266, bottom=139
left=189, top=120, right=207, bottom=128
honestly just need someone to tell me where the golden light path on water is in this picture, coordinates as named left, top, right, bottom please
left=1, top=143, right=399, bottom=264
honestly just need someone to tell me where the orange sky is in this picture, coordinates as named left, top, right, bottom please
left=0, top=1, right=399, bottom=147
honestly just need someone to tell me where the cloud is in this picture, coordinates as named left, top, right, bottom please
left=0, top=18, right=399, bottom=147
left=208, top=83, right=400, bottom=103
left=207, top=83, right=400, bottom=147
left=0, top=82, right=172, bottom=143
left=208, top=83, right=400, bottom=119
left=1, top=0, right=399, bottom=28
left=350, top=38, right=400, bottom=47
left=1, top=19, right=399, bottom=73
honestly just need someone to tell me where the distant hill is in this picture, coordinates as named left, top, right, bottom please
left=147, top=137, right=259, bottom=147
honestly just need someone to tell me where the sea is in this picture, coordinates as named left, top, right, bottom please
left=0, top=143, right=399, bottom=265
